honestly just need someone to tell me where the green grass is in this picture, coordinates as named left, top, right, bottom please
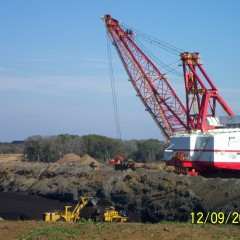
left=19, top=225, right=82, bottom=240
left=19, top=221, right=108, bottom=240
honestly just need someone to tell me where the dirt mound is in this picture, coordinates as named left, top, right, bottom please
left=57, top=153, right=100, bottom=168
left=1, top=158, right=240, bottom=223
left=57, top=153, right=81, bottom=163
left=139, top=162, right=172, bottom=171
left=0, top=154, right=23, bottom=162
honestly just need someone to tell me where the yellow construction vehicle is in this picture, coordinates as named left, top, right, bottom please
left=43, top=196, right=90, bottom=222
left=103, top=207, right=128, bottom=222
left=44, top=196, right=128, bottom=223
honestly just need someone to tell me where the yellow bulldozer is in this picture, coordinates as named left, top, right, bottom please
left=103, top=207, right=128, bottom=222
left=43, top=196, right=128, bottom=223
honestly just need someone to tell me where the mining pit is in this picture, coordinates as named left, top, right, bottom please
left=0, top=154, right=240, bottom=222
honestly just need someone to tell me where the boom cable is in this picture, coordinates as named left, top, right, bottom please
left=121, top=23, right=184, bottom=55
left=106, top=32, right=122, bottom=140
left=135, top=38, right=182, bottom=78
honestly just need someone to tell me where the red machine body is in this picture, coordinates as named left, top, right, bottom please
left=108, top=154, right=135, bottom=170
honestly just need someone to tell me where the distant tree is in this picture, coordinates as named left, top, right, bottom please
left=122, top=140, right=138, bottom=159
left=0, top=143, right=23, bottom=154
left=24, top=136, right=43, bottom=161
left=24, top=134, right=165, bottom=163
left=82, top=135, right=124, bottom=160
left=24, top=134, right=86, bottom=162
left=132, top=139, right=165, bottom=162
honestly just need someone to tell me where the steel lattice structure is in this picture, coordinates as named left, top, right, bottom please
left=104, top=15, right=235, bottom=139
left=181, top=52, right=234, bottom=132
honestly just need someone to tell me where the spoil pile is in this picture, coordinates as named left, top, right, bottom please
left=57, top=153, right=101, bottom=169
left=0, top=154, right=240, bottom=222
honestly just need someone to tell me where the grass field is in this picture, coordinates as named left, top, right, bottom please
left=0, top=221, right=240, bottom=240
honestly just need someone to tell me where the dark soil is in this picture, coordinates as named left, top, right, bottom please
left=0, top=192, right=67, bottom=220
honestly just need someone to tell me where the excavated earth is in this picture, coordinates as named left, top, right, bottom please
left=0, top=154, right=240, bottom=222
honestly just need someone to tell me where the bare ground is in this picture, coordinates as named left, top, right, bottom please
left=1, top=221, right=240, bottom=240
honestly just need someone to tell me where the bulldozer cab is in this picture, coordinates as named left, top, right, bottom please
left=103, top=207, right=128, bottom=223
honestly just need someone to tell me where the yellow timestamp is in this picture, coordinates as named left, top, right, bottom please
left=190, top=211, right=240, bottom=224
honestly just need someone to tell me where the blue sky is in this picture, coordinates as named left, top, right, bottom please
left=0, top=1, right=239, bottom=141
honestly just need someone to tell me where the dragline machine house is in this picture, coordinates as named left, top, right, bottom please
left=103, top=14, right=240, bottom=174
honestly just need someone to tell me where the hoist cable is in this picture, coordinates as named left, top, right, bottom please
left=106, top=32, right=122, bottom=140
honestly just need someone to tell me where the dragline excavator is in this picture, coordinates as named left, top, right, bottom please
left=103, top=15, right=240, bottom=175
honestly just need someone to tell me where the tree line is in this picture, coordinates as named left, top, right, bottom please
left=0, top=141, right=24, bottom=154
left=0, top=134, right=165, bottom=163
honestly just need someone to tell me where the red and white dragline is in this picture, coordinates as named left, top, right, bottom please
left=103, top=15, right=240, bottom=175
